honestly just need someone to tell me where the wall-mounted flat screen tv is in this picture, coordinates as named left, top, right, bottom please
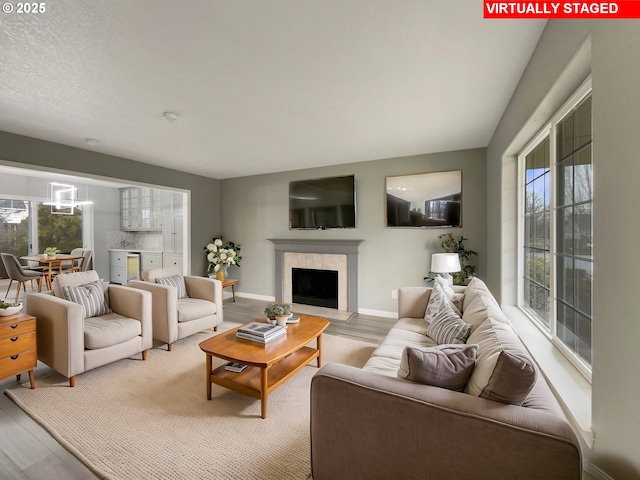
left=289, top=175, right=356, bottom=229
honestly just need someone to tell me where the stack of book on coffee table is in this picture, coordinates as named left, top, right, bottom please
left=236, top=322, right=287, bottom=344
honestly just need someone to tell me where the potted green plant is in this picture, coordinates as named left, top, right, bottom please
left=44, top=246, right=58, bottom=259
left=439, top=234, right=477, bottom=285
left=264, top=303, right=292, bottom=326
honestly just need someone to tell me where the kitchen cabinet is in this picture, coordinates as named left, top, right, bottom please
left=141, top=252, right=163, bottom=271
left=121, top=187, right=162, bottom=231
left=162, top=192, right=184, bottom=273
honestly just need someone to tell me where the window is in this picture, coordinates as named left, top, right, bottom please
left=519, top=81, right=592, bottom=378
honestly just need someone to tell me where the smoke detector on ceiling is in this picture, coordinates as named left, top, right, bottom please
left=162, top=112, right=179, bottom=123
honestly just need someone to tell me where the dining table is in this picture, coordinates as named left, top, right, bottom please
left=20, top=254, right=85, bottom=290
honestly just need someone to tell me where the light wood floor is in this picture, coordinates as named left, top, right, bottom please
left=0, top=285, right=394, bottom=479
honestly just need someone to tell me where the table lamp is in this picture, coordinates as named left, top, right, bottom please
left=431, top=253, right=461, bottom=286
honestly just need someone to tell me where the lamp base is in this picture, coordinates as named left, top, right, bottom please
left=435, top=273, right=453, bottom=286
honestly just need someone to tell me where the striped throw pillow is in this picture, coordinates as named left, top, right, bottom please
left=427, top=293, right=472, bottom=344
left=156, top=275, right=187, bottom=299
left=62, top=281, right=111, bottom=318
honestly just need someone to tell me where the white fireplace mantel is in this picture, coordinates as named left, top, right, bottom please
left=269, top=239, right=363, bottom=312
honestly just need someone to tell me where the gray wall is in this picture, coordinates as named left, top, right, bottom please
left=0, top=130, right=221, bottom=276
left=220, top=148, right=486, bottom=315
left=487, top=20, right=640, bottom=479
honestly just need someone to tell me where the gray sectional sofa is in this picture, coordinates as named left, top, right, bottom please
left=310, top=277, right=582, bottom=480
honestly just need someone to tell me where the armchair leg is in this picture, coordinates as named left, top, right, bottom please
left=141, top=350, right=147, bottom=361
left=5, top=279, right=12, bottom=298
left=69, top=376, right=76, bottom=388
left=214, top=326, right=218, bottom=332
left=167, top=343, right=173, bottom=352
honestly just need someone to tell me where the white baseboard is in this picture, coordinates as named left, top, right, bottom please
left=357, top=308, right=398, bottom=319
left=235, top=292, right=275, bottom=302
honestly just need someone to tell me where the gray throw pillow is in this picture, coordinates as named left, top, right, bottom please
left=398, top=344, right=478, bottom=392
left=156, top=275, right=188, bottom=299
left=427, top=293, right=472, bottom=344
left=62, top=280, right=111, bottom=318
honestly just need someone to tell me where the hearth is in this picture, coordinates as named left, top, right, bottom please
left=292, top=268, right=338, bottom=308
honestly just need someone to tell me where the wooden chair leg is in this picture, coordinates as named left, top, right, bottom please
left=214, top=326, right=218, bottom=332
left=14, top=282, right=23, bottom=303
left=37, top=277, right=42, bottom=293
left=167, top=343, right=173, bottom=352
left=69, top=376, right=76, bottom=387
left=141, top=350, right=147, bottom=360
left=4, top=279, right=12, bottom=298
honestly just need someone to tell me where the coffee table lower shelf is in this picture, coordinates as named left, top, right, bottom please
left=208, top=346, right=319, bottom=418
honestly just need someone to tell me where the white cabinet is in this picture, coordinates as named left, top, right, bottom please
left=109, top=251, right=127, bottom=284
left=163, top=253, right=183, bottom=272
left=121, top=188, right=162, bottom=231
left=161, top=191, right=183, bottom=254
left=140, top=252, right=163, bottom=271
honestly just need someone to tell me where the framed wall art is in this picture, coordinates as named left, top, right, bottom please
left=385, top=170, right=462, bottom=228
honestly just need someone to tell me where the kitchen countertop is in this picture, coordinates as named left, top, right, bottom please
left=108, top=249, right=163, bottom=253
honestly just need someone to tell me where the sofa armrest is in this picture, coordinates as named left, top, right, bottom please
left=184, top=276, right=223, bottom=321
left=26, top=293, right=85, bottom=378
left=311, top=363, right=581, bottom=480
left=107, top=285, right=152, bottom=349
left=128, top=280, right=177, bottom=342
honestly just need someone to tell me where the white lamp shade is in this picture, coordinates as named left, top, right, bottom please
left=431, top=253, right=461, bottom=273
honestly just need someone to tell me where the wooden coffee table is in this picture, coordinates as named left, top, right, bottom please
left=199, top=314, right=329, bottom=418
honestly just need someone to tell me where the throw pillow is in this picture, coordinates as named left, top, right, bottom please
left=427, top=295, right=472, bottom=344
left=397, top=344, right=478, bottom=392
left=62, top=280, right=111, bottom=318
left=465, top=318, right=537, bottom=405
left=434, top=276, right=463, bottom=311
left=156, top=275, right=188, bottom=299
left=424, top=283, right=461, bottom=326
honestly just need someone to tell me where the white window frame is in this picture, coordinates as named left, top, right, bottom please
left=517, top=77, right=592, bottom=382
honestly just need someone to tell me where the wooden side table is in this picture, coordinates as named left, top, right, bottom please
left=222, top=279, right=237, bottom=303
left=0, top=312, right=37, bottom=389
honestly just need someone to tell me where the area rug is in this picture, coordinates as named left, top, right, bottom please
left=6, top=327, right=377, bottom=480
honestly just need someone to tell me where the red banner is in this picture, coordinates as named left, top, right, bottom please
left=484, top=1, right=640, bottom=18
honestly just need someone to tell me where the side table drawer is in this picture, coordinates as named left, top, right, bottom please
left=0, top=318, right=36, bottom=338
left=0, top=331, right=36, bottom=357
left=0, top=349, right=37, bottom=379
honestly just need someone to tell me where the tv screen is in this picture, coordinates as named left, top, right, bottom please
left=289, top=175, right=356, bottom=229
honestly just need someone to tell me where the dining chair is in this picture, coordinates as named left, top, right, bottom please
left=60, top=248, right=84, bottom=272
left=1, top=253, right=44, bottom=302
left=75, top=249, right=92, bottom=272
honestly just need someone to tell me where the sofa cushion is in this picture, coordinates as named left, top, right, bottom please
left=424, top=283, right=461, bottom=326
left=465, top=317, right=537, bottom=405
left=177, top=297, right=217, bottom=323
left=397, top=344, right=477, bottom=392
left=427, top=296, right=471, bottom=344
left=461, top=277, right=511, bottom=333
left=62, top=280, right=111, bottom=318
left=370, top=327, right=438, bottom=360
left=156, top=275, right=187, bottom=299
left=362, top=355, right=402, bottom=377
left=84, top=313, right=142, bottom=349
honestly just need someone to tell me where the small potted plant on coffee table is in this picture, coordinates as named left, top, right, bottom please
left=264, top=303, right=292, bottom=327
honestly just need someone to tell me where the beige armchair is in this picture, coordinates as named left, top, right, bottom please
left=26, top=270, right=152, bottom=387
left=128, top=269, right=223, bottom=351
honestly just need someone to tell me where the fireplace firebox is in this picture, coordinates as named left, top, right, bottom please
left=292, top=268, right=338, bottom=309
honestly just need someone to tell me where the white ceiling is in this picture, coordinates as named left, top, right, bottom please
left=0, top=1, right=545, bottom=180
